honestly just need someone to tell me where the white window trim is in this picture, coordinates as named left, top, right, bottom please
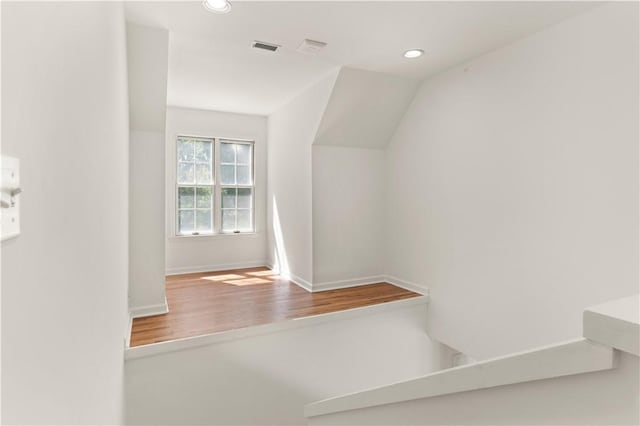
left=174, top=135, right=256, bottom=237
left=217, top=139, right=255, bottom=235
left=176, top=136, right=215, bottom=236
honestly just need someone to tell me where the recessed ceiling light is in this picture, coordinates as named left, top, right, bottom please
left=403, top=49, right=424, bottom=59
left=202, top=0, right=231, bottom=14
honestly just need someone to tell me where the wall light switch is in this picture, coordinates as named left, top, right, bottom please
left=1, top=156, right=21, bottom=241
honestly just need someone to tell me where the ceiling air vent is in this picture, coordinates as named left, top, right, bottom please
left=297, top=39, right=327, bottom=55
left=252, top=41, right=280, bottom=52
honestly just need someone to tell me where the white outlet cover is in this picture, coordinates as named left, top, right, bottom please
left=1, top=156, right=20, bottom=241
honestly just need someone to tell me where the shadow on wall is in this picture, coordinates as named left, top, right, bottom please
left=125, top=349, right=316, bottom=425
left=272, top=196, right=290, bottom=277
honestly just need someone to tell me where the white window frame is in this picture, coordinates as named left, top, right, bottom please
left=216, top=139, right=255, bottom=234
left=175, top=135, right=255, bottom=237
left=175, top=135, right=215, bottom=236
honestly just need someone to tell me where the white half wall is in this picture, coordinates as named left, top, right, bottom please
left=125, top=303, right=452, bottom=425
left=309, top=351, right=639, bottom=425
left=312, top=146, right=386, bottom=285
left=127, top=23, right=169, bottom=314
left=267, top=71, right=339, bottom=283
left=1, top=2, right=129, bottom=424
left=165, top=106, right=267, bottom=274
left=385, top=2, right=639, bottom=360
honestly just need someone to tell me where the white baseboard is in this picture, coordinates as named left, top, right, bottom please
left=166, top=262, right=429, bottom=296
left=165, top=260, right=268, bottom=276
left=265, top=262, right=277, bottom=275
left=266, top=264, right=429, bottom=295
left=264, top=263, right=313, bottom=292
left=313, top=275, right=388, bottom=292
left=383, top=275, right=430, bottom=296
left=125, top=315, right=133, bottom=348
left=128, top=297, right=169, bottom=348
left=296, top=273, right=429, bottom=295
left=130, top=296, right=169, bottom=319
left=287, top=273, right=314, bottom=292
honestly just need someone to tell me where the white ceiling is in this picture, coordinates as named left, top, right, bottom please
left=125, top=1, right=598, bottom=116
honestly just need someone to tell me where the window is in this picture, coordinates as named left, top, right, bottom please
left=176, top=136, right=254, bottom=236
left=177, top=136, right=214, bottom=235
left=220, top=140, right=254, bottom=233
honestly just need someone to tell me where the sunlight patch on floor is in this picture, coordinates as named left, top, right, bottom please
left=202, top=274, right=245, bottom=282
left=224, top=278, right=271, bottom=286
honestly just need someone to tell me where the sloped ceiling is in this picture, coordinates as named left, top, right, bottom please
left=124, top=1, right=597, bottom=115
left=314, top=67, right=418, bottom=149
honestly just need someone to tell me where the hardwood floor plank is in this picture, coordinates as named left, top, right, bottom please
left=129, top=267, right=420, bottom=347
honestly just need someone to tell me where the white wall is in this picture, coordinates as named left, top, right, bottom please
left=1, top=2, right=129, bottom=424
left=127, top=23, right=169, bottom=314
left=267, top=71, right=338, bottom=284
left=386, top=2, right=639, bottom=360
left=166, top=106, right=267, bottom=274
left=129, top=131, right=167, bottom=313
left=312, top=146, right=386, bottom=285
left=127, top=23, right=169, bottom=133
left=310, top=351, right=639, bottom=425
left=125, top=303, right=452, bottom=425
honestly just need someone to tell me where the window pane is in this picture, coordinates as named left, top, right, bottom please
left=178, top=162, right=195, bottom=184
left=237, top=188, right=252, bottom=209
left=195, top=164, right=212, bottom=184
left=196, top=209, right=212, bottom=232
left=237, top=165, right=251, bottom=185
left=194, top=140, right=212, bottom=163
left=178, top=187, right=195, bottom=209
left=236, top=144, right=251, bottom=164
left=222, top=209, right=236, bottom=232
left=220, top=143, right=235, bottom=164
left=237, top=209, right=251, bottom=231
left=179, top=210, right=194, bottom=234
left=177, top=139, right=194, bottom=162
left=196, top=187, right=212, bottom=209
left=221, top=165, right=235, bottom=185
left=222, top=188, right=236, bottom=208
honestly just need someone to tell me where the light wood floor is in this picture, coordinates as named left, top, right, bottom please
left=129, top=267, right=420, bottom=347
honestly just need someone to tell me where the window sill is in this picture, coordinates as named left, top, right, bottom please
left=168, top=232, right=260, bottom=241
